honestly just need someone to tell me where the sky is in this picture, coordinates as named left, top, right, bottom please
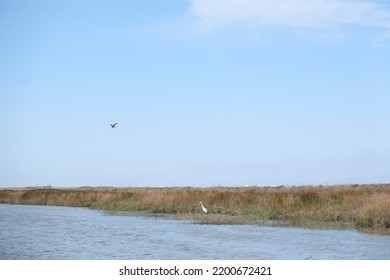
left=1, top=0, right=390, bottom=187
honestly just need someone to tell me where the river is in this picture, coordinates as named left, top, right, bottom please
left=1, top=204, right=389, bottom=259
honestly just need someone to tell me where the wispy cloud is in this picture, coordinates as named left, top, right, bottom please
left=190, top=0, right=390, bottom=31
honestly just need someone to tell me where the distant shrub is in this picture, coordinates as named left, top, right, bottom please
left=381, top=218, right=390, bottom=229
left=299, top=192, right=319, bottom=204
left=355, top=217, right=374, bottom=229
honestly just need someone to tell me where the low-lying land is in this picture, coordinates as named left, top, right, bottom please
left=1, top=184, right=390, bottom=234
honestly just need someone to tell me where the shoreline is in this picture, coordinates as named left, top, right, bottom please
left=1, top=184, right=390, bottom=235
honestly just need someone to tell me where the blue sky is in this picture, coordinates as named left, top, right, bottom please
left=1, top=0, right=390, bottom=187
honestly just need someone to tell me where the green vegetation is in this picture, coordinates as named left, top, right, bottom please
left=1, top=184, right=390, bottom=234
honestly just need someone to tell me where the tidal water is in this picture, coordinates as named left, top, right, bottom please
left=1, top=204, right=389, bottom=260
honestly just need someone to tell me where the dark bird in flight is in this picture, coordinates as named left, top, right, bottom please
left=110, top=123, right=118, bottom=128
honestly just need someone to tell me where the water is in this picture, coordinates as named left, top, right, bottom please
left=1, top=204, right=390, bottom=260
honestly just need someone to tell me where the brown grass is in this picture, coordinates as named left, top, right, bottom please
left=1, top=184, right=390, bottom=234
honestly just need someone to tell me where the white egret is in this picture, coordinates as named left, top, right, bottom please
left=110, top=123, right=118, bottom=128
left=199, top=201, right=208, bottom=214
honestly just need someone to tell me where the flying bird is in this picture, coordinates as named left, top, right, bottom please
left=199, top=201, right=208, bottom=214
left=110, top=123, right=118, bottom=128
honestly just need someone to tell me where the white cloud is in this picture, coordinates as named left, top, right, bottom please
left=190, top=0, right=390, bottom=30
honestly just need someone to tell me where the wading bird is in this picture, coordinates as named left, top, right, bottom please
left=110, top=123, right=118, bottom=128
left=199, top=201, right=208, bottom=214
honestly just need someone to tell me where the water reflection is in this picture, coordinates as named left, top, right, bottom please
left=1, top=204, right=389, bottom=259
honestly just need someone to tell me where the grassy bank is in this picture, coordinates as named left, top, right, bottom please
left=1, top=184, right=390, bottom=234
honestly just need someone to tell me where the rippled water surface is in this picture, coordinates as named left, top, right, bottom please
left=1, top=204, right=390, bottom=259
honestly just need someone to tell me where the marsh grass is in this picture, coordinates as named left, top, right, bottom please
left=1, top=184, right=390, bottom=234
